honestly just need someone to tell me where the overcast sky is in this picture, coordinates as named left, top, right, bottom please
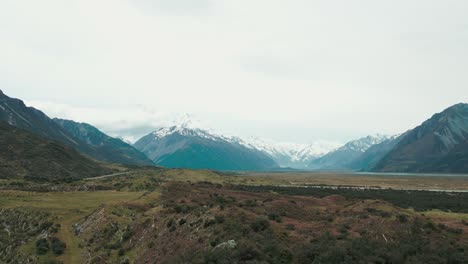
left=1, top=0, right=468, bottom=144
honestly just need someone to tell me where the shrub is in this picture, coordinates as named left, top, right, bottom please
left=51, top=237, right=66, bottom=255
left=244, top=200, right=257, bottom=207
left=122, top=228, right=134, bottom=241
left=267, top=213, right=282, bottom=223
left=250, top=218, right=270, bottom=232
left=397, top=214, right=408, bottom=223
left=204, top=219, right=216, bottom=228
left=167, top=219, right=175, bottom=228
left=446, top=227, right=463, bottom=234
left=36, top=238, right=49, bottom=255
left=215, top=215, right=225, bottom=224
left=174, top=205, right=191, bottom=214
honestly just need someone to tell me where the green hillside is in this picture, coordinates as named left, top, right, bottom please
left=0, top=122, right=114, bottom=181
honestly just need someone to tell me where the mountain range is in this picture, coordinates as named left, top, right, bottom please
left=1, top=89, right=468, bottom=174
left=133, top=103, right=468, bottom=173
left=0, top=90, right=153, bottom=166
left=236, top=137, right=341, bottom=169
left=54, top=118, right=153, bottom=166
left=0, top=122, right=113, bottom=181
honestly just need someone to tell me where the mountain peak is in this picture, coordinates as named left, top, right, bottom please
left=151, top=114, right=226, bottom=141
left=450, top=102, right=468, bottom=108
left=446, top=103, right=468, bottom=114
left=344, top=134, right=390, bottom=152
left=171, top=113, right=202, bottom=129
left=374, top=103, right=468, bottom=173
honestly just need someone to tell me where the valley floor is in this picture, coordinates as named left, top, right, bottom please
left=1, top=168, right=467, bottom=263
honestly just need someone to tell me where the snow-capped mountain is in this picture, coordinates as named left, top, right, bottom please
left=308, top=134, right=392, bottom=170
left=133, top=116, right=342, bottom=170
left=151, top=118, right=229, bottom=142
left=339, top=134, right=390, bottom=153
left=347, top=133, right=407, bottom=171
left=235, top=137, right=342, bottom=168
left=133, top=119, right=279, bottom=171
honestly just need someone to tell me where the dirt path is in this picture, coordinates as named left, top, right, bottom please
left=57, top=214, right=85, bottom=264
left=84, top=171, right=131, bottom=181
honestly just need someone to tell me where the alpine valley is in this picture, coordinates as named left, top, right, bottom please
left=1, top=90, right=468, bottom=173
left=1, top=90, right=468, bottom=264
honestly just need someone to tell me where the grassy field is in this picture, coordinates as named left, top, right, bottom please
left=239, top=171, right=468, bottom=191
left=79, top=168, right=468, bottom=191
left=1, top=168, right=468, bottom=263
left=0, top=190, right=145, bottom=264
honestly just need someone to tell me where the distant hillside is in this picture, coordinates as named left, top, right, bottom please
left=236, top=137, right=341, bottom=169
left=374, top=103, right=468, bottom=173
left=0, top=90, right=152, bottom=166
left=54, top=119, right=154, bottom=166
left=0, top=90, right=80, bottom=147
left=134, top=124, right=279, bottom=171
left=308, top=135, right=390, bottom=170
left=348, top=133, right=407, bottom=171
left=0, top=122, right=113, bottom=181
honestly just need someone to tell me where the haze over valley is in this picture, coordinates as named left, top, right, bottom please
left=1, top=1, right=468, bottom=263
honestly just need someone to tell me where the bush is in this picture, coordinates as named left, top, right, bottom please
left=267, top=213, right=282, bottom=223
left=174, top=205, right=191, bottom=214
left=250, top=218, right=270, bottom=232
left=215, top=215, right=225, bottom=224
left=397, top=214, right=408, bottom=223
left=122, top=228, right=134, bottom=241
left=36, top=238, right=49, bottom=255
left=166, top=219, right=175, bottom=228
left=204, top=219, right=216, bottom=228
left=51, top=237, right=66, bottom=255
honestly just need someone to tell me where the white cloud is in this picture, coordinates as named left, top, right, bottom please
left=2, top=0, right=468, bottom=143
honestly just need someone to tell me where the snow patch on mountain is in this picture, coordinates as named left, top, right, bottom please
left=151, top=113, right=229, bottom=141
left=146, top=115, right=343, bottom=169
left=343, top=134, right=390, bottom=153
left=236, top=137, right=342, bottom=163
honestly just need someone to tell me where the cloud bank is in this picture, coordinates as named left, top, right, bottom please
left=2, top=0, right=468, bottom=143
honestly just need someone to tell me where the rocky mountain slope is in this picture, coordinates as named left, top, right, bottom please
left=0, top=122, right=113, bottom=181
left=374, top=103, right=468, bottom=173
left=308, top=135, right=390, bottom=170
left=0, top=90, right=152, bottom=166
left=347, top=133, right=407, bottom=171
left=54, top=119, right=154, bottom=166
left=0, top=90, right=80, bottom=147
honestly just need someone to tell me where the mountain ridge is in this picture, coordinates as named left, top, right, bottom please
left=54, top=118, right=154, bottom=166
left=134, top=125, right=279, bottom=171
left=308, top=134, right=391, bottom=170
left=0, top=122, right=113, bottom=181
left=0, top=91, right=153, bottom=166
left=374, top=103, right=468, bottom=173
